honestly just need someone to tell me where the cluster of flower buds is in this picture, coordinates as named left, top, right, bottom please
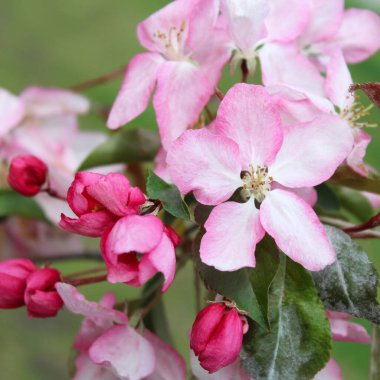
left=0, top=259, right=62, bottom=317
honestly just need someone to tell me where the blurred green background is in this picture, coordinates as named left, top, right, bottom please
left=0, top=1, right=379, bottom=379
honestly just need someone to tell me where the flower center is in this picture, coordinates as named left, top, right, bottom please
left=340, top=95, right=377, bottom=129
left=153, top=22, right=188, bottom=61
left=241, top=164, right=272, bottom=203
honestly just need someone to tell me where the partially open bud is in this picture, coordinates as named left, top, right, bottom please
left=24, top=267, right=63, bottom=318
left=7, top=155, right=48, bottom=196
left=190, top=303, right=248, bottom=373
left=0, top=259, right=36, bottom=308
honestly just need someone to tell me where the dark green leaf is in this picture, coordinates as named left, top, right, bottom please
left=335, top=187, right=373, bottom=222
left=195, top=232, right=279, bottom=330
left=78, top=128, right=160, bottom=170
left=330, top=166, right=380, bottom=194
left=241, top=255, right=331, bottom=380
left=316, top=184, right=340, bottom=211
left=0, top=189, right=46, bottom=220
left=146, top=170, right=190, bottom=220
left=312, top=225, right=380, bottom=324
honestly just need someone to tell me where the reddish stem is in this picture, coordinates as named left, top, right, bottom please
left=215, top=87, right=224, bottom=101
left=343, top=211, right=380, bottom=234
left=64, top=274, right=108, bottom=287
left=64, top=266, right=106, bottom=280
left=241, top=59, right=249, bottom=83
left=69, top=66, right=127, bottom=92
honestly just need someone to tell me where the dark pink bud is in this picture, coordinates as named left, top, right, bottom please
left=24, top=267, right=63, bottom=318
left=165, top=225, right=180, bottom=247
left=7, top=155, right=48, bottom=196
left=0, top=259, right=36, bottom=308
left=190, top=303, right=246, bottom=373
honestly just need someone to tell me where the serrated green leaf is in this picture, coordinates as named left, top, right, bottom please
left=146, top=170, right=190, bottom=220
left=312, top=225, right=380, bottom=324
left=330, top=165, right=380, bottom=194
left=78, top=128, right=160, bottom=170
left=194, top=232, right=278, bottom=330
left=0, top=190, right=46, bottom=221
left=241, top=255, right=331, bottom=380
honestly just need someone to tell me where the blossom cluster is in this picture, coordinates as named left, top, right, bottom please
left=1, top=0, right=380, bottom=379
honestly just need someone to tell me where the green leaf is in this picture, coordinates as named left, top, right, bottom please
left=312, top=225, right=380, bottom=324
left=78, top=128, right=160, bottom=170
left=194, top=232, right=279, bottom=330
left=241, top=255, right=331, bottom=380
left=0, top=190, right=46, bottom=220
left=316, top=184, right=340, bottom=211
left=146, top=170, right=190, bottom=220
left=335, top=186, right=373, bottom=222
left=330, top=165, right=380, bottom=194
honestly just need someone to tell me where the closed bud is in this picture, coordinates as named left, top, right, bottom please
left=24, top=267, right=63, bottom=318
left=0, top=259, right=36, bottom=308
left=190, top=303, right=247, bottom=373
left=7, top=155, right=48, bottom=196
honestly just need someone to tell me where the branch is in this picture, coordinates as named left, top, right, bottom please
left=69, top=65, right=126, bottom=92
left=343, top=212, right=380, bottom=234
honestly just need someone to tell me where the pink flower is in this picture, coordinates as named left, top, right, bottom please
left=24, top=267, right=63, bottom=318
left=0, top=88, right=25, bottom=137
left=314, top=359, right=342, bottom=380
left=56, top=283, right=186, bottom=380
left=101, top=214, right=177, bottom=291
left=168, top=84, right=354, bottom=271
left=0, top=259, right=36, bottom=308
left=107, top=0, right=230, bottom=149
left=7, top=155, right=48, bottom=196
left=190, top=303, right=248, bottom=373
left=60, top=172, right=145, bottom=237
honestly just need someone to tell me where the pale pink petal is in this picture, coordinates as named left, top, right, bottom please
left=167, top=129, right=242, bottom=205
left=106, top=215, right=164, bottom=255
left=59, top=211, right=116, bottom=238
left=201, top=198, right=265, bottom=271
left=314, top=359, right=343, bottom=380
left=153, top=61, right=214, bottom=149
left=362, top=192, right=380, bottom=209
left=144, top=329, right=187, bottom=380
left=347, top=129, right=371, bottom=177
left=55, top=283, right=127, bottom=325
left=20, top=87, right=89, bottom=118
left=216, top=84, right=283, bottom=167
left=325, top=49, right=354, bottom=110
left=260, top=189, right=336, bottom=271
left=154, top=148, right=172, bottom=184
left=260, top=43, right=325, bottom=97
left=74, top=354, right=119, bottom=380
left=301, top=0, right=344, bottom=44
left=191, top=353, right=250, bottom=380
left=272, top=182, right=317, bottom=207
left=269, top=115, right=353, bottom=188
left=107, top=53, right=163, bottom=129
left=136, top=0, right=193, bottom=53
left=89, top=325, right=156, bottom=380
left=266, top=0, right=310, bottom=42
left=335, top=8, right=380, bottom=64
left=221, top=0, right=269, bottom=51
left=0, top=88, right=25, bottom=137
left=139, top=233, right=176, bottom=292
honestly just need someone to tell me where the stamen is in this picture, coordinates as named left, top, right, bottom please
left=241, top=164, right=272, bottom=202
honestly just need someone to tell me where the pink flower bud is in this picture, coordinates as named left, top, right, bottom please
left=24, top=267, right=63, bottom=318
left=190, top=303, right=246, bottom=373
left=7, top=155, right=48, bottom=196
left=0, top=259, right=36, bottom=308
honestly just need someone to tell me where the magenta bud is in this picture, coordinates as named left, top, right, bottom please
left=24, top=267, right=63, bottom=318
left=7, top=155, right=48, bottom=196
left=190, top=303, right=246, bottom=373
left=0, top=259, right=37, bottom=308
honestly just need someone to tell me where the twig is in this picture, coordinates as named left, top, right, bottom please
left=64, top=274, right=108, bottom=287
left=343, top=212, right=380, bottom=233
left=215, top=87, right=224, bottom=101
left=69, top=65, right=127, bottom=92
left=64, top=266, right=106, bottom=279
left=370, top=324, right=380, bottom=380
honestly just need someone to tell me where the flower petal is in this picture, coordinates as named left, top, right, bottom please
left=0, top=88, right=25, bottom=137
left=347, top=129, right=371, bottom=177
left=107, top=53, right=163, bottom=129
left=153, top=61, right=214, bottom=149
left=260, top=189, right=336, bottom=271
left=73, top=353, right=119, bottom=380
left=89, top=325, right=156, bottom=380
left=201, top=198, right=265, bottom=271
left=105, top=214, right=164, bottom=255
left=216, top=84, right=283, bottom=167
left=167, top=128, right=242, bottom=205
left=314, top=358, right=343, bottom=380
left=270, top=115, right=353, bottom=188
left=335, top=8, right=380, bottom=64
